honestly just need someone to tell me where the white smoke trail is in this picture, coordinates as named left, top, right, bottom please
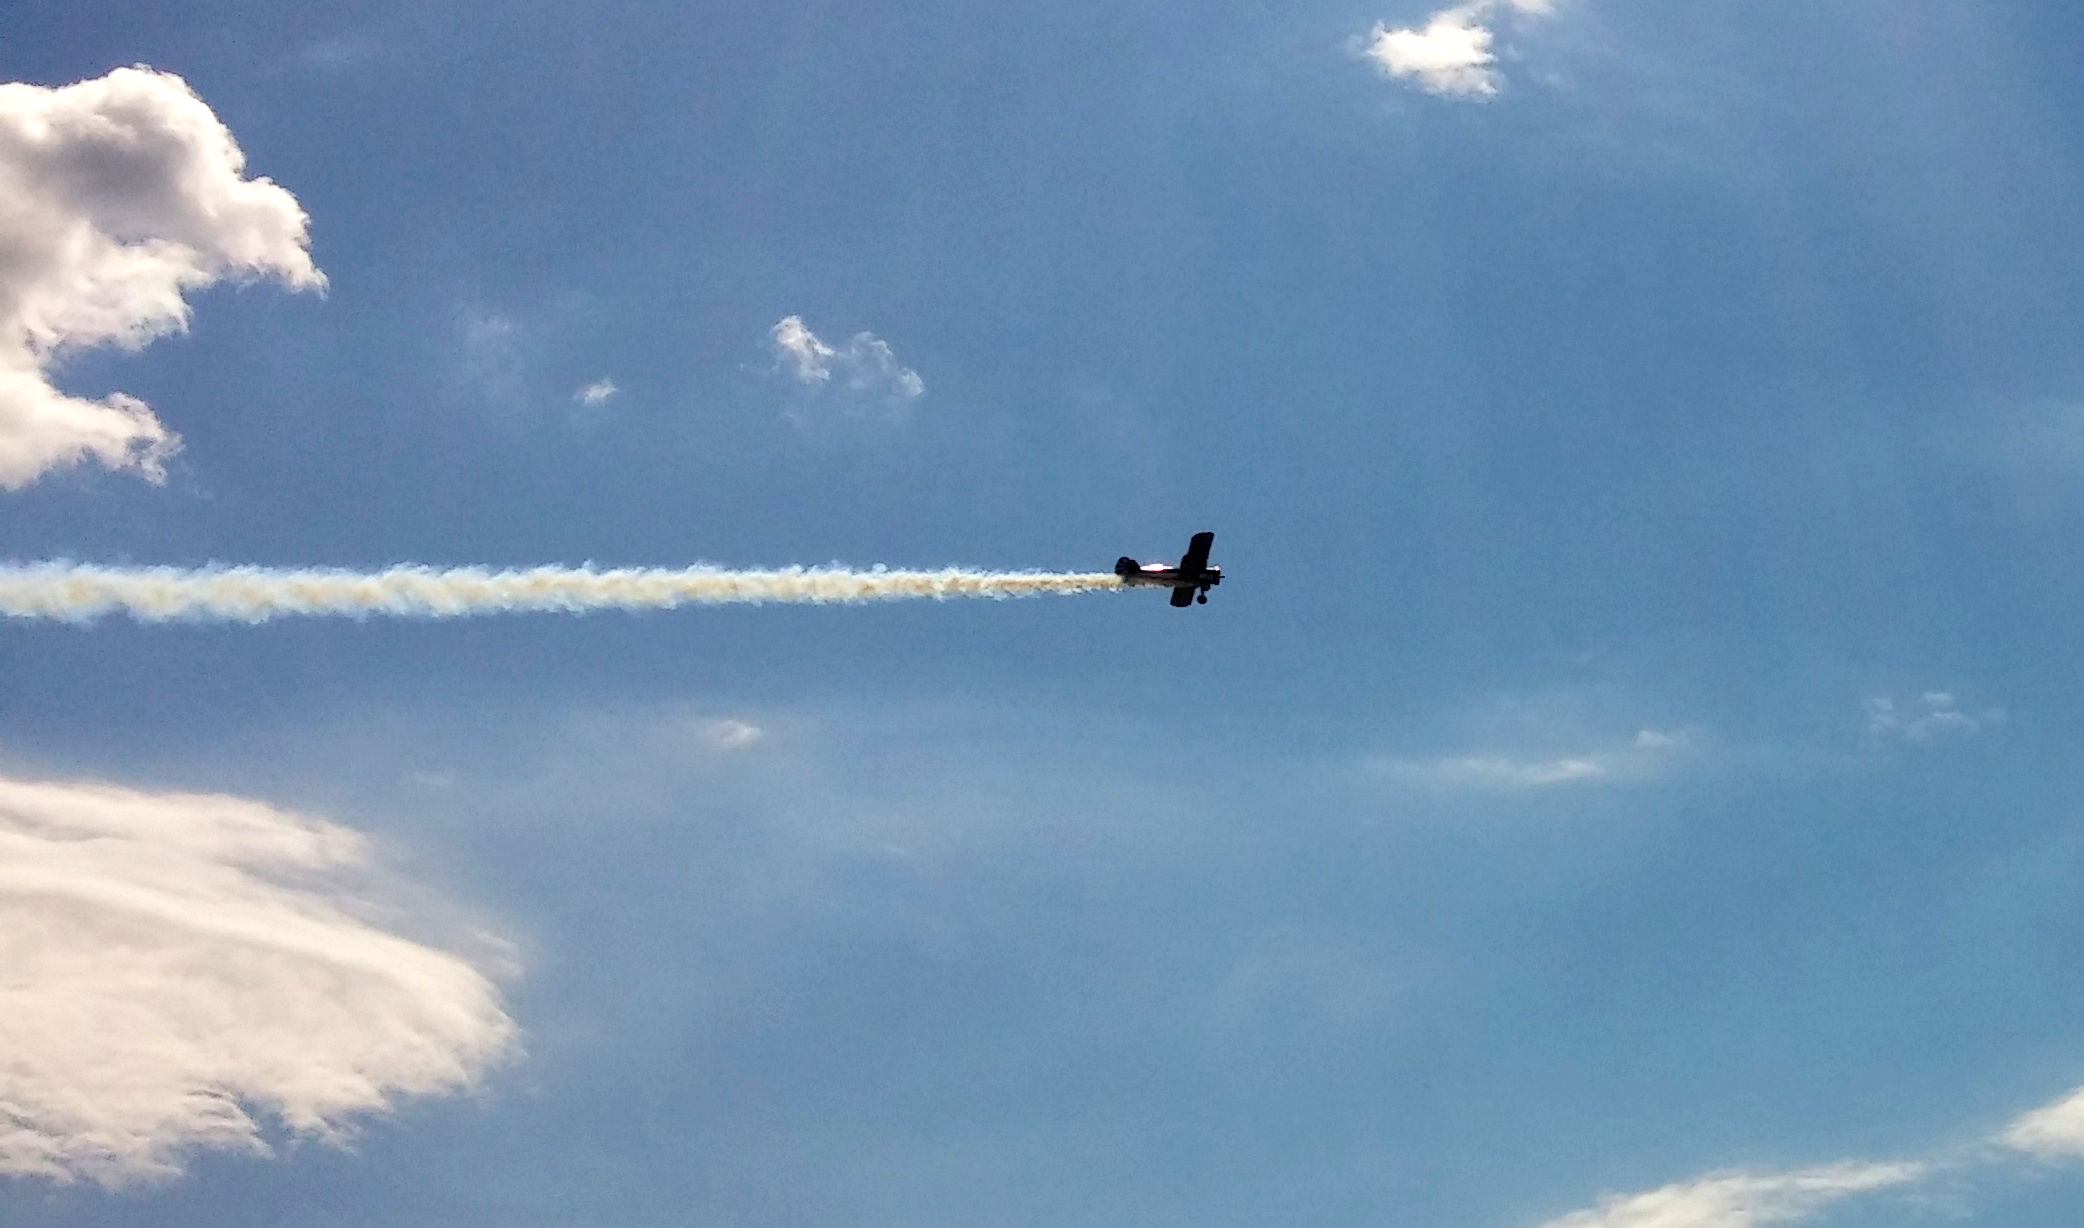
left=0, top=562, right=1126, bottom=624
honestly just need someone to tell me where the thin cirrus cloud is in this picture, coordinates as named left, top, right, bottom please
left=0, top=67, right=324, bottom=489
left=1535, top=1161, right=1925, bottom=1228
left=1374, top=728, right=1689, bottom=791
left=769, top=315, right=924, bottom=408
left=1358, top=0, right=1556, bottom=99
left=449, top=306, right=526, bottom=407
left=1865, top=692, right=2003, bottom=743
left=1537, top=1075, right=2084, bottom=1226
left=0, top=772, right=515, bottom=1187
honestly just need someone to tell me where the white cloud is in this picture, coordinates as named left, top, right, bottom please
left=1376, top=728, right=1689, bottom=791
left=1865, top=692, right=2003, bottom=743
left=697, top=718, right=765, bottom=750
left=2000, top=1086, right=2084, bottom=1159
left=771, top=315, right=836, bottom=383
left=1359, top=0, right=1556, bottom=99
left=1401, top=752, right=1610, bottom=789
left=1537, top=1162, right=1923, bottom=1228
left=0, top=67, right=324, bottom=489
left=575, top=378, right=618, bottom=405
left=0, top=772, right=514, bottom=1187
left=768, top=315, right=924, bottom=408
left=1363, top=8, right=1499, bottom=97
left=1534, top=1060, right=2084, bottom=1228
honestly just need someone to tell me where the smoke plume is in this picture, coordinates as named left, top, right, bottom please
left=0, top=562, right=1125, bottom=624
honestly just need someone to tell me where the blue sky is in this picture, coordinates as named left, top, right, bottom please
left=7, top=1, right=2084, bottom=1225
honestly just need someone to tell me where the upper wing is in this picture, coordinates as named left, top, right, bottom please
left=1171, top=586, right=1196, bottom=607
left=1177, top=531, right=1214, bottom=574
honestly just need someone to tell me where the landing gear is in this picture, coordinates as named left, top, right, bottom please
left=1196, top=590, right=1209, bottom=604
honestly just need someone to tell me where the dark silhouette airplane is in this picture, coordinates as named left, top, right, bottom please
left=1116, top=532, right=1222, bottom=607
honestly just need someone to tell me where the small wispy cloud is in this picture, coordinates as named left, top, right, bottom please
left=696, top=718, right=765, bottom=751
left=447, top=308, right=617, bottom=423
left=451, top=306, right=526, bottom=406
left=1358, top=0, right=1555, bottom=99
left=1865, top=692, right=2003, bottom=744
left=768, top=315, right=924, bottom=412
left=0, top=773, right=514, bottom=1186
left=294, top=33, right=379, bottom=71
left=1376, top=728, right=1689, bottom=792
left=1537, top=1161, right=1924, bottom=1228
left=1536, top=1042, right=2084, bottom=1226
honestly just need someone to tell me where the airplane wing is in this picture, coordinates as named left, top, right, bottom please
left=1177, top=531, right=1214, bottom=574
left=1170, top=586, right=1195, bottom=608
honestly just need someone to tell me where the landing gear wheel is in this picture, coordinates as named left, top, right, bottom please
left=1196, top=592, right=1208, bottom=604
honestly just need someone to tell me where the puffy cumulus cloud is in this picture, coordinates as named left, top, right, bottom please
left=1375, top=728, right=1689, bottom=791
left=1363, top=8, right=1499, bottom=97
left=770, top=315, right=835, bottom=383
left=769, top=315, right=924, bottom=409
left=0, top=66, right=324, bottom=488
left=0, top=772, right=514, bottom=1187
left=1537, top=1162, right=1923, bottom=1228
left=1359, top=0, right=1555, bottom=99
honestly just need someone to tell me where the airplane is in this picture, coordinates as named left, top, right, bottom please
left=1115, top=531, right=1222, bottom=607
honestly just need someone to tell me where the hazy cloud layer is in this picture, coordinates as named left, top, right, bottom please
left=1865, top=692, right=2003, bottom=743
left=0, top=773, right=514, bottom=1186
left=0, top=67, right=324, bottom=488
left=1360, top=0, right=1554, bottom=99
left=769, top=315, right=924, bottom=411
left=1375, top=728, right=1689, bottom=791
left=449, top=306, right=525, bottom=406
left=1537, top=1162, right=1923, bottom=1228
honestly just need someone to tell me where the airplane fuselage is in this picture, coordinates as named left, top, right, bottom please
left=1115, top=532, right=1222, bottom=606
left=1115, top=563, right=1222, bottom=591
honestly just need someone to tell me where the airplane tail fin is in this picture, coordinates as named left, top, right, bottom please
left=1114, top=557, right=1139, bottom=577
